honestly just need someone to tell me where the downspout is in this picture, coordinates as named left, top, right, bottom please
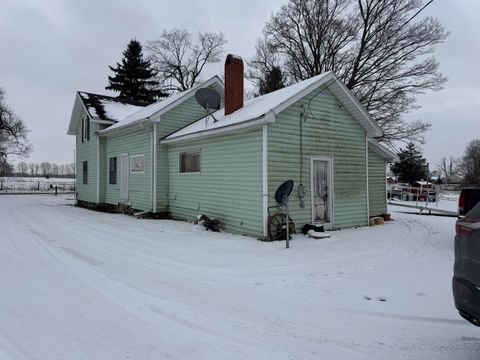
left=96, top=134, right=100, bottom=204
left=262, top=124, right=268, bottom=238
left=152, top=121, right=157, bottom=213
left=365, top=136, right=370, bottom=224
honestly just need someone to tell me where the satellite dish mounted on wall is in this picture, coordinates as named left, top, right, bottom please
left=195, top=88, right=221, bottom=124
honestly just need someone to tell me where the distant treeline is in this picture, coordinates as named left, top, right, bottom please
left=13, top=161, right=75, bottom=178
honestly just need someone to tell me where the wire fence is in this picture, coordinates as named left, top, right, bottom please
left=0, top=177, right=75, bottom=193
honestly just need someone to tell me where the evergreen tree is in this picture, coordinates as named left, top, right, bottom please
left=391, top=143, right=427, bottom=185
left=259, top=66, right=286, bottom=95
left=106, top=39, right=166, bottom=103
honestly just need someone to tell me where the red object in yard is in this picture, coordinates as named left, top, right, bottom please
left=382, top=213, right=391, bottom=221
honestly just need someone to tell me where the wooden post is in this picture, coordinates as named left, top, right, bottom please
left=55, top=186, right=58, bottom=196
left=37, top=181, right=40, bottom=190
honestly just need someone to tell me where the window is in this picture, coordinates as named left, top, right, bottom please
left=130, top=154, right=145, bottom=173
left=82, top=161, right=88, bottom=184
left=81, top=117, right=90, bottom=142
left=109, top=157, right=117, bottom=184
left=179, top=150, right=200, bottom=173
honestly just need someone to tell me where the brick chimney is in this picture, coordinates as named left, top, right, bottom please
left=224, top=54, right=244, bottom=115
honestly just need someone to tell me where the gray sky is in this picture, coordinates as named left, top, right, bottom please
left=1, top=0, right=478, bottom=169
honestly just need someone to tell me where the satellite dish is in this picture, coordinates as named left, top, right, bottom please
left=275, top=180, right=294, bottom=205
left=195, top=88, right=221, bottom=110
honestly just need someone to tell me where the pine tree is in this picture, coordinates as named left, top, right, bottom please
left=106, top=39, right=166, bottom=103
left=259, top=66, right=285, bottom=95
left=391, top=143, right=427, bottom=185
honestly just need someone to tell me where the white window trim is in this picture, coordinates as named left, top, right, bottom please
left=82, top=117, right=89, bottom=142
left=109, top=155, right=118, bottom=184
left=178, top=149, right=201, bottom=174
left=130, top=154, right=146, bottom=174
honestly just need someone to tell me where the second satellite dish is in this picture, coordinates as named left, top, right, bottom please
left=195, top=88, right=221, bottom=111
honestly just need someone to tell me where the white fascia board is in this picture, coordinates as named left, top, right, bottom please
left=67, top=93, right=88, bottom=135
left=160, top=115, right=274, bottom=144
left=91, top=119, right=116, bottom=125
left=367, top=138, right=398, bottom=162
left=331, top=76, right=383, bottom=137
left=272, top=71, right=334, bottom=115
left=97, top=119, right=152, bottom=137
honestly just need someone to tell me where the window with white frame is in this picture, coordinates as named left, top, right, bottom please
left=179, top=150, right=200, bottom=173
left=130, top=154, right=145, bottom=173
left=81, top=117, right=90, bottom=142
left=109, top=157, right=117, bottom=184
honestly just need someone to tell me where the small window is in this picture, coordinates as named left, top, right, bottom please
left=82, top=161, right=88, bottom=184
left=179, top=151, right=200, bottom=173
left=109, top=157, right=117, bottom=184
left=131, top=154, right=145, bottom=173
left=81, top=117, right=90, bottom=142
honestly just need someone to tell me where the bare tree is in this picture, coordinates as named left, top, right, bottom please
left=51, top=163, right=59, bottom=176
left=40, top=162, right=51, bottom=177
left=16, top=161, right=28, bottom=176
left=249, top=0, right=448, bottom=145
left=147, top=29, right=227, bottom=92
left=458, top=139, right=480, bottom=187
left=28, top=162, right=35, bottom=176
left=437, top=156, right=458, bottom=184
left=0, top=87, right=31, bottom=161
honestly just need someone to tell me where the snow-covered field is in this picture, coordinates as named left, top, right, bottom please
left=0, top=177, right=75, bottom=193
left=1, top=195, right=479, bottom=360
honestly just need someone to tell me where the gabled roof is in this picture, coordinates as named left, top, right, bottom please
left=99, top=76, right=224, bottom=135
left=367, top=138, right=398, bottom=162
left=163, top=71, right=383, bottom=143
left=67, top=92, right=146, bottom=135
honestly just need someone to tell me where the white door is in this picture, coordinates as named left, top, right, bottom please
left=120, top=154, right=129, bottom=202
left=311, top=157, right=332, bottom=226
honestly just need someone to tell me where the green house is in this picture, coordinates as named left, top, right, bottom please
left=67, top=54, right=396, bottom=239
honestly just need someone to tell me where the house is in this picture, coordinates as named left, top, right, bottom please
left=67, top=54, right=396, bottom=239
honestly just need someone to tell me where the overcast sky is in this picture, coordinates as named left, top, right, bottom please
left=1, top=0, right=478, bottom=169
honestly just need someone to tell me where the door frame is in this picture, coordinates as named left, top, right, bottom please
left=310, top=156, right=334, bottom=229
left=120, top=153, right=129, bottom=203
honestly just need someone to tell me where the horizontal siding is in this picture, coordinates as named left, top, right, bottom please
left=75, top=109, right=97, bottom=203
left=368, top=149, right=387, bottom=217
left=157, top=96, right=212, bottom=211
left=268, top=86, right=368, bottom=230
left=167, top=128, right=263, bottom=237
left=104, top=128, right=152, bottom=211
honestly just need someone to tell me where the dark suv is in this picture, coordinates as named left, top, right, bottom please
left=453, top=199, right=480, bottom=326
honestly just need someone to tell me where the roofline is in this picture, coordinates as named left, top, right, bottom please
left=67, top=92, right=92, bottom=135
left=367, top=138, right=398, bottom=162
left=161, top=111, right=275, bottom=144
left=98, top=75, right=224, bottom=136
left=272, top=72, right=382, bottom=137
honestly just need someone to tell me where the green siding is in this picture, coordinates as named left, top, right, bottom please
left=268, top=86, right=368, bottom=230
left=167, top=128, right=263, bottom=237
left=368, top=149, right=387, bottom=217
left=75, top=110, right=98, bottom=203
left=156, top=96, right=212, bottom=212
left=104, top=128, right=152, bottom=211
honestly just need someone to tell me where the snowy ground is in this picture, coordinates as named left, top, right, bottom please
left=1, top=195, right=479, bottom=360
left=0, top=177, right=74, bottom=193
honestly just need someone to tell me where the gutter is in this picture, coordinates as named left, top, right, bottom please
left=161, top=111, right=275, bottom=144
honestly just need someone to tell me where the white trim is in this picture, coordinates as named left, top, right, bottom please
left=367, top=138, right=398, bottom=162
left=91, top=119, right=116, bottom=125
left=310, top=156, right=334, bottom=229
left=130, top=154, right=146, bottom=174
left=365, top=136, right=370, bottom=222
left=152, top=123, right=157, bottom=213
left=96, top=134, right=100, bottom=203
left=178, top=149, right=201, bottom=174
left=162, top=115, right=274, bottom=144
left=262, top=124, right=268, bottom=238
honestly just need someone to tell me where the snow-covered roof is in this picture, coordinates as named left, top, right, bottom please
left=99, top=76, right=224, bottom=134
left=163, top=71, right=383, bottom=143
left=367, top=139, right=398, bottom=162
left=67, top=92, right=146, bottom=135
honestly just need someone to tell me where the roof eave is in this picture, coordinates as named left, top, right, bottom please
left=367, top=138, right=398, bottom=162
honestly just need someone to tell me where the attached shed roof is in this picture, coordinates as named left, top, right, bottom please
left=163, top=71, right=383, bottom=143
left=367, top=139, right=398, bottom=162
left=99, top=76, right=224, bottom=135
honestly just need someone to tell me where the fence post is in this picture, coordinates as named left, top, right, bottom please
left=37, top=181, right=40, bottom=190
left=0, top=181, right=2, bottom=191
left=55, top=186, right=58, bottom=196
